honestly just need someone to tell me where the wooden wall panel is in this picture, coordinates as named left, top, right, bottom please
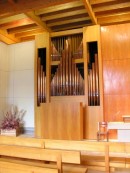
left=103, top=59, right=130, bottom=95
left=104, top=95, right=130, bottom=121
left=101, top=23, right=130, bottom=138
left=39, top=102, right=83, bottom=140
left=101, top=24, right=130, bottom=61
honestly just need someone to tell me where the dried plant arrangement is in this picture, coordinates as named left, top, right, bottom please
left=0, top=105, right=26, bottom=136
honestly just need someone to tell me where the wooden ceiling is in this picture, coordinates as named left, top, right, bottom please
left=0, top=0, right=130, bottom=44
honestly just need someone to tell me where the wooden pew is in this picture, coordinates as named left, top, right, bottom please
left=44, top=139, right=108, bottom=172
left=109, top=142, right=126, bottom=169
left=2, top=137, right=130, bottom=172
left=0, top=156, right=88, bottom=173
left=2, top=137, right=129, bottom=172
left=0, top=144, right=81, bottom=173
left=0, top=137, right=87, bottom=173
left=43, top=139, right=127, bottom=172
left=0, top=160, right=58, bottom=173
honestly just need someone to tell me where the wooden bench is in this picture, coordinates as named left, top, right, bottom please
left=44, top=139, right=107, bottom=172
left=0, top=137, right=87, bottom=173
left=2, top=137, right=130, bottom=172
left=1, top=138, right=127, bottom=173
left=0, top=160, right=58, bottom=173
left=43, top=139, right=129, bottom=172
left=0, top=144, right=81, bottom=173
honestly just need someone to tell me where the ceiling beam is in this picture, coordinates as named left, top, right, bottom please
left=0, top=29, right=20, bottom=44
left=81, top=0, right=97, bottom=24
left=47, top=16, right=90, bottom=27
left=93, top=2, right=130, bottom=13
left=52, top=23, right=89, bottom=32
left=0, top=14, right=27, bottom=25
left=35, top=1, right=83, bottom=15
left=98, top=12, right=130, bottom=25
left=15, top=28, right=44, bottom=38
left=0, top=18, right=34, bottom=29
left=0, top=0, right=76, bottom=17
left=20, top=35, right=35, bottom=42
left=50, top=28, right=83, bottom=37
left=8, top=24, right=38, bottom=34
left=90, top=0, right=117, bottom=5
left=25, top=11, right=51, bottom=32
left=42, top=9, right=87, bottom=21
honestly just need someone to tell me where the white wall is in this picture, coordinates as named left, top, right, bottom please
left=0, top=42, right=9, bottom=121
left=0, top=41, right=35, bottom=128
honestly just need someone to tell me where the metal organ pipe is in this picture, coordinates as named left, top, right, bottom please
left=88, top=53, right=100, bottom=106
left=37, top=57, right=46, bottom=106
left=51, top=34, right=84, bottom=96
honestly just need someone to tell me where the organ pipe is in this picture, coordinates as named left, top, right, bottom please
left=51, top=34, right=83, bottom=61
left=51, top=34, right=84, bottom=96
left=88, top=53, right=100, bottom=106
left=37, top=57, right=46, bottom=106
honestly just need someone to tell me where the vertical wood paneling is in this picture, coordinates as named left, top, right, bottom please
left=101, top=24, right=130, bottom=61
left=103, top=60, right=130, bottom=95
left=101, top=23, right=130, bottom=138
left=40, top=102, right=83, bottom=140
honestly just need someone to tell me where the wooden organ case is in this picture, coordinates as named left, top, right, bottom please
left=35, top=26, right=103, bottom=140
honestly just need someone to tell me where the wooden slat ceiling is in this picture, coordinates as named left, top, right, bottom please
left=0, top=0, right=130, bottom=44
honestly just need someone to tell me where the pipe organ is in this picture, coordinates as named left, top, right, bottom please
left=36, top=33, right=100, bottom=105
left=51, top=34, right=84, bottom=96
left=35, top=26, right=103, bottom=139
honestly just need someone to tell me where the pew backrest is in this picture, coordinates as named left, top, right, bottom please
left=0, top=135, right=44, bottom=148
